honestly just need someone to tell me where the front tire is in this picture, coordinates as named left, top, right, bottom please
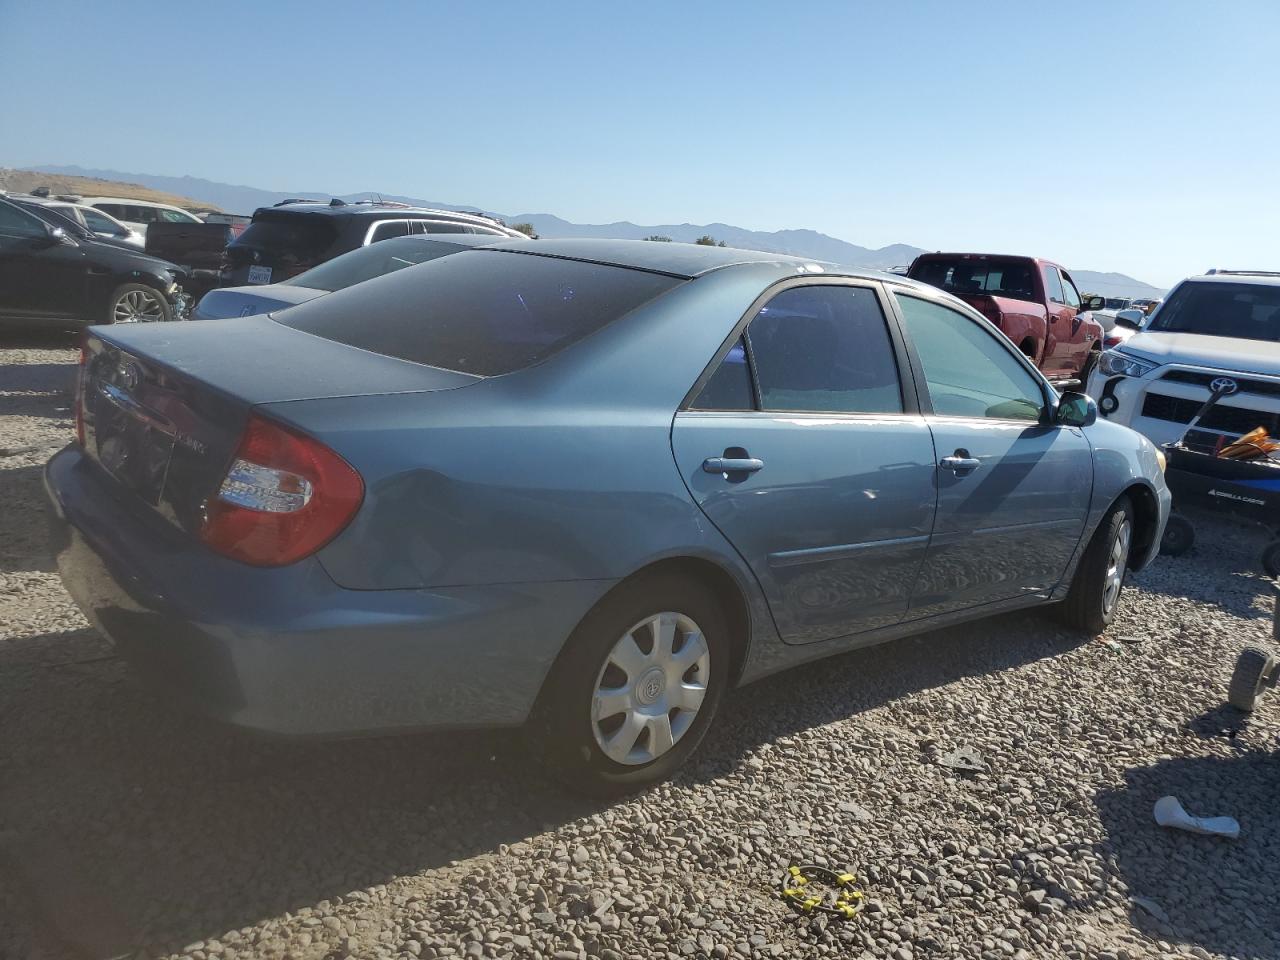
left=531, top=574, right=730, bottom=797
left=107, top=284, right=171, bottom=324
left=1058, top=496, right=1134, bottom=634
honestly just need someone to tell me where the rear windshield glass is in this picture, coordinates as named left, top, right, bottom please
left=909, top=258, right=1038, bottom=303
left=276, top=250, right=684, bottom=375
left=1149, top=281, right=1280, bottom=342
left=282, top=236, right=471, bottom=293
left=232, top=213, right=337, bottom=260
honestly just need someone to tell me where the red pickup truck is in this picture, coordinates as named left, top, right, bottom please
left=907, top=253, right=1105, bottom=380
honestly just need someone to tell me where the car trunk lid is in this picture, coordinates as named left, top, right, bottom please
left=80, top=316, right=476, bottom=534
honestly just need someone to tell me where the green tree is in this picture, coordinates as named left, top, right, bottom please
left=643, top=235, right=673, bottom=242
left=510, top=222, right=538, bottom=238
left=695, top=235, right=726, bottom=247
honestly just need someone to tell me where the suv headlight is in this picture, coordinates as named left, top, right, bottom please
left=1097, top=349, right=1158, bottom=378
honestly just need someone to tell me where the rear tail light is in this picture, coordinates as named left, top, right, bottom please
left=1104, top=334, right=1124, bottom=348
left=201, top=414, right=364, bottom=566
left=74, top=339, right=87, bottom=447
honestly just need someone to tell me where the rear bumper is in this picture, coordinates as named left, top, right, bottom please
left=44, top=446, right=610, bottom=737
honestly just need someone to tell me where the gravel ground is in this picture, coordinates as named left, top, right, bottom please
left=2, top=333, right=1279, bottom=960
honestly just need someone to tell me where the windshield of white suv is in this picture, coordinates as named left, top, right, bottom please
left=1148, top=281, right=1280, bottom=341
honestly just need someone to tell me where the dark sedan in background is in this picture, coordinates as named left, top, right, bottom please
left=46, top=239, right=1169, bottom=794
left=0, top=195, right=188, bottom=325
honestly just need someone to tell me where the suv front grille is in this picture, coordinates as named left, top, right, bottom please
left=1161, top=369, right=1280, bottom=398
left=1141, top=393, right=1280, bottom=436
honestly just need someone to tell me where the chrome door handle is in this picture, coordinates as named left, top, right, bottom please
left=703, top=457, right=764, bottom=474
left=939, top=455, right=981, bottom=471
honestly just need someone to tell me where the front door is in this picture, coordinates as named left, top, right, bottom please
left=892, top=293, right=1093, bottom=618
left=671, top=282, right=938, bottom=644
left=0, top=202, right=85, bottom=321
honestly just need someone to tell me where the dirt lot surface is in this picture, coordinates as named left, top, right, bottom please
left=2, top=333, right=1278, bottom=960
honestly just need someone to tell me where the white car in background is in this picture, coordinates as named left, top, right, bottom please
left=77, top=196, right=203, bottom=238
left=40, top=200, right=144, bottom=248
left=1087, top=270, right=1280, bottom=447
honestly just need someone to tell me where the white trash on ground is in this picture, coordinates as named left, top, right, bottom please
left=1153, top=795, right=1241, bottom=839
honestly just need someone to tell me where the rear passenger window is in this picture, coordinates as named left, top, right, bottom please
left=690, top=339, right=754, bottom=410
left=746, top=285, right=902, bottom=414
left=422, top=221, right=469, bottom=234
left=370, top=221, right=409, bottom=242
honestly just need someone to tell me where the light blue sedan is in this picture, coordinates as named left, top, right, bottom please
left=46, top=239, right=1169, bottom=794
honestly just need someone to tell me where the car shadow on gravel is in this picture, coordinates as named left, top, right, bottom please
left=0, top=329, right=81, bottom=350
left=0, top=608, right=1084, bottom=958
left=0, top=463, right=61, bottom=573
left=1093, top=743, right=1280, bottom=960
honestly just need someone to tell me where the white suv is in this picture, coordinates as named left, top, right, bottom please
left=1087, top=270, right=1280, bottom=449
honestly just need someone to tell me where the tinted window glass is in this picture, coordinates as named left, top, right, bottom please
left=690, top=339, right=754, bottom=410
left=231, top=214, right=338, bottom=261
left=80, top=208, right=125, bottom=234
left=1043, top=266, right=1065, bottom=304
left=278, top=251, right=683, bottom=376
left=745, top=285, right=901, bottom=414
left=897, top=295, right=1044, bottom=421
left=422, top=221, right=470, bottom=234
left=1061, top=272, right=1081, bottom=309
left=160, top=207, right=196, bottom=223
left=1149, top=281, right=1280, bottom=341
left=0, top=201, right=46, bottom=238
left=94, top=203, right=125, bottom=219
left=370, top=220, right=409, bottom=242
left=281, top=237, right=470, bottom=293
left=909, top=257, right=1037, bottom=302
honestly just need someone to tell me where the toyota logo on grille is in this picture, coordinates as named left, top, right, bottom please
left=1210, top=376, right=1239, bottom=395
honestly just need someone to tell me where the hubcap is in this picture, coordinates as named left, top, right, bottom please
left=113, top=289, right=164, bottom=323
left=592, top=612, right=710, bottom=766
left=1103, top=519, right=1131, bottom=614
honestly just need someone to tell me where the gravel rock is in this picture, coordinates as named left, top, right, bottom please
left=1, top=337, right=1277, bottom=960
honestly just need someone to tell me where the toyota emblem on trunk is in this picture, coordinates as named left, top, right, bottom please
left=1210, top=377, right=1239, bottom=395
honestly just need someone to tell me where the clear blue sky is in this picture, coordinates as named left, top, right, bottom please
left=3, top=0, right=1278, bottom=287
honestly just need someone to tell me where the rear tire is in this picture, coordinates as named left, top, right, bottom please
left=1160, top=514, right=1195, bottom=556
left=1228, top=645, right=1276, bottom=712
left=530, top=574, right=730, bottom=797
left=1263, top=541, right=1280, bottom=578
left=106, top=284, right=171, bottom=324
left=1058, top=496, right=1134, bottom=634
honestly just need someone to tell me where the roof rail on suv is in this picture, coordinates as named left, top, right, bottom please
left=1205, top=269, right=1280, bottom=277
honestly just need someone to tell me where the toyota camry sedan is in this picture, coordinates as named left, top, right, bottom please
left=46, top=239, right=1169, bottom=794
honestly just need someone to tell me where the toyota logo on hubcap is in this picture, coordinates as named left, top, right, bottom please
left=1210, top=376, right=1239, bottom=395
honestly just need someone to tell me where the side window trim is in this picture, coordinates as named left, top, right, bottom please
left=887, top=288, right=1051, bottom=421
left=680, top=277, right=920, bottom=417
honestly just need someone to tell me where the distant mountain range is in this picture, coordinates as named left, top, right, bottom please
left=22, top=164, right=1165, bottom=297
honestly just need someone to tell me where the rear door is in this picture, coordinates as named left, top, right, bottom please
left=1040, top=265, right=1076, bottom=375
left=891, top=292, right=1092, bottom=618
left=1058, top=269, right=1095, bottom=371
left=671, top=281, right=938, bottom=644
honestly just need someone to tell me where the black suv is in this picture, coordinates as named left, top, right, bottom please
left=221, top=199, right=525, bottom=287
left=0, top=195, right=188, bottom=327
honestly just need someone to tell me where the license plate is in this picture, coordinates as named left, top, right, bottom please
left=247, top=265, right=272, bottom=285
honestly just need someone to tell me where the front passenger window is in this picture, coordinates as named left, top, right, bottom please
left=896, top=295, right=1045, bottom=422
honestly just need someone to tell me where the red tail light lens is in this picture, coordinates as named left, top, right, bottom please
left=201, top=414, right=364, bottom=567
left=74, top=339, right=88, bottom=447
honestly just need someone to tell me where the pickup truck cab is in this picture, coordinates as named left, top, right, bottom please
left=908, top=253, right=1104, bottom=380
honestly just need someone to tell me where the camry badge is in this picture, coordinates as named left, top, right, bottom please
left=1209, top=377, right=1239, bottom=396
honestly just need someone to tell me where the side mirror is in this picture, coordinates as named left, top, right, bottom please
left=1056, top=391, right=1098, bottom=428
left=1083, top=295, right=1106, bottom=311
left=1114, top=308, right=1144, bottom=330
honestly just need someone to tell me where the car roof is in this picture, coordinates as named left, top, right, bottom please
left=77, top=196, right=189, bottom=209
left=256, top=200, right=505, bottom=222
left=468, top=237, right=843, bottom=279
left=1185, top=271, right=1280, bottom=287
